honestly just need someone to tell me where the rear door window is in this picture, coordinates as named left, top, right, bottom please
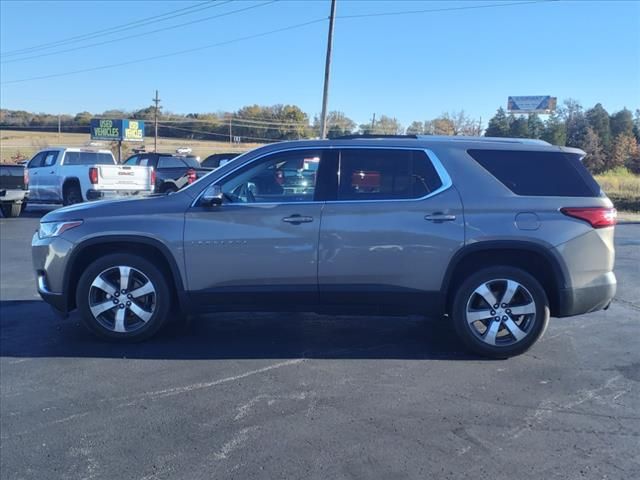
left=467, top=149, right=601, bottom=197
left=336, top=149, right=443, bottom=201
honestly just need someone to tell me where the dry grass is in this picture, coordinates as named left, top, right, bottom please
left=0, top=129, right=258, bottom=163
left=595, top=168, right=640, bottom=212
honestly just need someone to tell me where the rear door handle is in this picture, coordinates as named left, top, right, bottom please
left=282, top=214, right=313, bottom=224
left=425, top=213, right=456, bottom=223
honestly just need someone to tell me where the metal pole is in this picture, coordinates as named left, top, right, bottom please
left=118, top=140, right=122, bottom=163
left=153, top=90, right=161, bottom=152
left=319, top=0, right=337, bottom=139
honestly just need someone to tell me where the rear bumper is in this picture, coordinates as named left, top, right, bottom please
left=86, top=189, right=152, bottom=201
left=0, top=189, right=28, bottom=202
left=555, top=272, right=617, bottom=317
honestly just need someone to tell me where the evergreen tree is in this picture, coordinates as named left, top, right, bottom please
left=610, top=108, right=634, bottom=138
left=585, top=103, right=611, bottom=152
left=541, top=112, right=566, bottom=145
left=509, top=116, right=528, bottom=138
left=527, top=113, right=544, bottom=139
left=484, top=107, right=510, bottom=137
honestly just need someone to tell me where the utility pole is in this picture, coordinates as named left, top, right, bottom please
left=152, top=90, right=161, bottom=152
left=319, top=0, right=337, bottom=139
left=371, top=113, right=376, bottom=132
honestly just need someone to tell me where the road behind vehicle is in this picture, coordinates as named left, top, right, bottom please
left=32, top=136, right=617, bottom=358
left=27, top=148, right=154, bottom=205
left=124, top=152, right=210, bottom=193
left=0, top=163, right=28, bottom=217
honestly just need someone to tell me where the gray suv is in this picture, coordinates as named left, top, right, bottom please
left=32, top=136, right=617, bottom=357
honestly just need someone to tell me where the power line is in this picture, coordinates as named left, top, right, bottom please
left=337, top=0, right=555, bottom=19
left=0, top=1, right=221, bottom=57
left=159, top=124, right=278, bottom=142
left=1, top=18, right=326, bottom=85
left=2, top=1, right=276, bottom=64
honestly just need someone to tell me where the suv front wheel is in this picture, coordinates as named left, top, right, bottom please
left=76, top=254, right=171, bottom=341
left=451, top=266, right=550, bottom=358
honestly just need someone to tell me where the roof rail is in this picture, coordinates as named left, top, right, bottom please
left=416, top=135, right=550, bottom=145
left=334, top=134, right=418, bottom=140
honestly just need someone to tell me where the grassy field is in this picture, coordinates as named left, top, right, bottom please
left=595, top=168, right=640, bottom=212
left=0, top=129, right=257, bottom=163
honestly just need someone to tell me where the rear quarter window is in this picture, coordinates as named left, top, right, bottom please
left=467, top=149, right=601, bottom=197
left=63, top=152, right=115, bottom=165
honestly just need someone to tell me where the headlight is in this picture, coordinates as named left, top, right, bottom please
left=38, top=221, right=83, bottom=239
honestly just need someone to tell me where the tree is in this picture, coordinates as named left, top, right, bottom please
left=585, top=103, right=611, bottom=151
left=509, top=115, right=528, bottom=138
left=580, top=127, right=606, bottom=173
left=424, top=117, right=454, bottom=136
left=610, top=108, right=634, bottom=138
left=610, top=133, right=639, bottom=171
left=74, top=111, right=93, bottom=126
left=541, top=112, right=566, bottom=145
left=527, top=113, right=544, bottom=139
left=363, top=115, right=403, bottom=135
left=406, top=121, right=424, bottom=135
left=313, top=111, right=356, bottom=138
left=484, top=107, right=510, bottom=137
left=633, top=109, right=640, bottom=143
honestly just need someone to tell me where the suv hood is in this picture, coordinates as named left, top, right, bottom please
left=41, top=193, right=191, bottom=223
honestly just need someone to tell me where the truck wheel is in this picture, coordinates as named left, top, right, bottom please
left=63, top=185, right=82, bottom=205
left=76, top=253, right=171, bottom=341
left=451, top=266, right=549, bottom=359
left=0, top=202, right=21, bottom=217
left=20, top=200, right=27, bottom=214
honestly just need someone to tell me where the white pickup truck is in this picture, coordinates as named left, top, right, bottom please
left=26, top=148, right=155, bottom=205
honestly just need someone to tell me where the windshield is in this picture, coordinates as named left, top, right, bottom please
left=63, top=151, right=114, bottom=165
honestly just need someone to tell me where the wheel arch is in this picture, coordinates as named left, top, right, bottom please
left=442, top=241, right=569, bottom=317
left=63, top=235, right=187, bottom=313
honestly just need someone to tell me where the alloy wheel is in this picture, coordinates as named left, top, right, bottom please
left=465, top=278, right=537, bottom=347
left=88, top=266, right=156, bottom=333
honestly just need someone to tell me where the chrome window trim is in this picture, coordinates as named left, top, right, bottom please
left=191, top=145, right=452, bottom=207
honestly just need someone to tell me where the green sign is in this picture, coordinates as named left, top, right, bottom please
left=90, top=119, right=145, bottom=142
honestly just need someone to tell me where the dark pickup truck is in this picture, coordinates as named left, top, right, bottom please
left=0, top=164, right=28, bottom=217
left=123, top=153, right=211, bottom=193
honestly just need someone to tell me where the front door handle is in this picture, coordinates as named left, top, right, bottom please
left=425, top=212, right=456, bottom=223
left=282, top=214, right=313, bottom=225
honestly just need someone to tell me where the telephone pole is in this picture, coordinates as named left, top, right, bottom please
left=152, top=90, right=161, bottom=152
left=371, top=113, right=376, bottom=132
left=319, top=0, right=337, bottom=139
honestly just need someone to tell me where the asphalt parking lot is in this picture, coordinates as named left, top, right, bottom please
left=1, top=207, right=639, bottom=480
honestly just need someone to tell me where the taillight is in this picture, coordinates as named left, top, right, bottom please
left=560, top=207, right=617, bottom=228
left=89, top=167, right=98, bottom=184
left=150, top=168, right=156, bottom=188
left=24, top=169, right=29, bottom=188
left=187, top=168, right=197, bottom=184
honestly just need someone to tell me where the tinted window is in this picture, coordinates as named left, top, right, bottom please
left=63, top=152, right=114, bottom=165
left=27, top=152, right=45, bottom=168
left=158, top=157, right=187, bottom=169
left=182, top=157, right=201, bottom=168
left=337, top=149, right=442, bottom=201
left=468, top=149, right=601, bottom=197
left=220, top=150, right=322, bottom=203
left=43, top=151, right=58, bottom=167
left=124, top=156, right=139, bottom=165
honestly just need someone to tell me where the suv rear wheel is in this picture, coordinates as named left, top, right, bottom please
left=76, top=254, right=171, bottom=341
left=451, top=266, right=549, bottom=358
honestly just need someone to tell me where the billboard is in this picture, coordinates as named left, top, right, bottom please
left=90, top=119, right=145, bottom=142
left=507, top=96, right=557, bottom=113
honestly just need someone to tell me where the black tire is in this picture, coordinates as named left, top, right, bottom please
left=20, top=200, right=27, bottom=214
left=0, top=202, right=21, bottom=217
left=451, top=266, right=549, bottom=358
left=63, top=184, right=82, bottom=205
left=76, top=253, right=171, bottom=341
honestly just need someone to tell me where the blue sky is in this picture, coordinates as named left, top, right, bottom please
left=1, top=0, right=639, bottom=127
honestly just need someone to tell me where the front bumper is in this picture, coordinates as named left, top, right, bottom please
left=32, top=232, right=74, bottom=314
left=555, top=271, right=617, bottom=317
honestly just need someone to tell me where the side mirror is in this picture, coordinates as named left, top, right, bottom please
left=201, top=184, right=224, bottom=207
